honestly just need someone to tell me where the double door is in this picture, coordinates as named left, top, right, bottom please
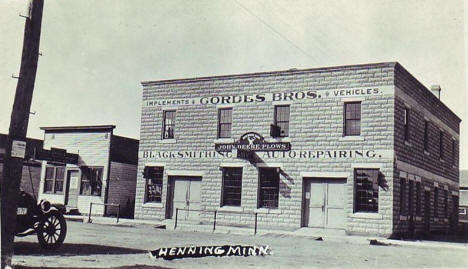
left=302, top=178, right=346, bottom=229
left=166, top=176, right=202, bottom=221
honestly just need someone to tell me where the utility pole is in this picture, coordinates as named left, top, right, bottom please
left=1, top=0, right=44, bottom=268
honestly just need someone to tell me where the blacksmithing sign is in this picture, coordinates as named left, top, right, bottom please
left=215, top=132, right=291, bottom=152
left=150, top=245, right=271, bottom=260
left=143, top=86, right=393, bottom=107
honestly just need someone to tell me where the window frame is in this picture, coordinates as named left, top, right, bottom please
left=423, top=120, right=429, bottom=151
left=273, top=105, right=290, bottom=138
left=162, top=110, right=176, bottom=140
left=258, top=168, right=280, bottom=209
left=444, top=190, right=448, bottom=218
left=404, top=108, right=410, bottom=141
left=408, top=180, right=413, bottom=216
left=434, top=187, right=439, bottom=218
left=416, top=181, right=421, bottom=216
left=144, top=166, right=164, bottom=203
left=439, top=131, right=444, bottom=160
left=400, top=178, right=406, bottom=216
left=344, top=102, right=361, bottom=136
left=43, top=165, right=65, bottom=194
left=221, top=167, right=243, bottom=207
left=353, top=168, right=379, bottom=213
left=217, top=108, right=233, bottom=139
left=79, top=166, right=103, bottom=196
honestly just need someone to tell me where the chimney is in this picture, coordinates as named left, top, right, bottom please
left=430, top=85, right=441, bottom=99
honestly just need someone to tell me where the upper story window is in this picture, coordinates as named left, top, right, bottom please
left=218, top=108, right=232, bottom=138
left=162, top=110, right=176, bottom=139
left=144, top=166, right=164, bottom=203
left=439, top=131, right=444, bottom=160
left=404, top=108, right=410, bottom=141
left=354, top=168, right=379, bottom=213
left=43, top=165, right=65, bottom=194
left=221, top=167, right=242, bottom=207
left=271, top=105, right=290, bottom=138
left=423, top=120, right=429, bottom=150
left=452, top=139, right=456, bottom=165
left=344, top=102, right=361, bottom=136
left=80, top=166, right=103, bottom=196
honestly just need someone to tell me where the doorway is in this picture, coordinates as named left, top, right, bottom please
left=64, top=170, right=80, bottom=208
left=166, top=176, right=202, bottom=221
left=302, top=178, right=347, bottom=229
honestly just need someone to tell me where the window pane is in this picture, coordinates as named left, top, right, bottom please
left=354, top=169, right=379, bottom=213
left=44, top=180, right=53, bottom=192
left=45, top=167, right=54, bottom=179
left=259, top=169, right=279, bottom=209
left=344, top=102, right=361, bottom=136
left=274, top=105, right=290, bottom=137
left=145, top=167, right=164, bottom=202
left=163, top=111, right=176, bottom=139
left=222, top=168, right=242, bottom=206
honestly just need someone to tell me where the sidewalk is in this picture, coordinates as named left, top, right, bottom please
left=64, top=215, right=468, bottom=250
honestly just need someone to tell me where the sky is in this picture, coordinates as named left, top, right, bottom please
left=0, top=0, right=467, bottom=169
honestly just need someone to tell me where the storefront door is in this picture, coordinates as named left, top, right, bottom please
left=168, top=176, right=201, bottom=221
left=302, top=178, right=346, bottom=229
left=64, top=170, right=80, bottom=208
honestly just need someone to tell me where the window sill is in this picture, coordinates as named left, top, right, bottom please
left=160, top=139, right=176, bottom=144
left=452, top=165, right=458, bottom=169
left=399, top=215, right=408, bottom=221
left=424, top=150, right=430, bottom=156
left=434, top=217, right=439, bottom=222
left=254, top=208, right=281, bottom=214
left=218, top=206, right=243, bottom=212
left=415, top=216, right=423, bottom=221
left=142, top=202, right=164, bottom=208
left=404, top=141, right=411, bottom=146
left=214, top=138, right=235, bottom=144
left=339, top=136, right=364, bottom=141
left=43, top=192, right=63, bottom=195
left=267, top=137, right=291, bottom=143
left=350, top=212, right=382, bottom=219
left=79, top=194, right=102, bottom=197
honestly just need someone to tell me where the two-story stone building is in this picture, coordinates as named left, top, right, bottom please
left=38, top=125, right=139, bottom=218
left=135, top=62, right=460, bottom=237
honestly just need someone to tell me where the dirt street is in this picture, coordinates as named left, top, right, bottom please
left=12, top=221, right=468, bottom=268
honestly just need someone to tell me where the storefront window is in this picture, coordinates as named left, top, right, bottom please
left=144, top=166, right=164, bottom=203
left=80, top=166, right=103, bottom=196
left=258, top=168, right=279, bottom=209
left=221, top=167, right=242, bottom=206
left=416, top=181, right=421, bottom=216
left=434, top=187, right=439, bottom=217
left=43, top=165, right=65, bottom=194
left=354, top=168, right=379, bottom=213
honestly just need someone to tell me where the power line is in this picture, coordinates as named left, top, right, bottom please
left=232, top=0, right=320, bottom=65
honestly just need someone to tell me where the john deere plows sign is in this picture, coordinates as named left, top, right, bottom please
left=215, top=132, right=291, bottom=153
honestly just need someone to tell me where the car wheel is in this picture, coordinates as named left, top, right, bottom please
left=37, top=210, right=67, bottom=249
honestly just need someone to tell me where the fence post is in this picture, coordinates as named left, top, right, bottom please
left=88, top=203, right=93, bottom=223
left=254, top=213, right=258, bottom=235
left=174, top=208, right=178, bottom=230
left=116, top=204, right=120, bottom=223
left=213, top=210, right=217, bottom=232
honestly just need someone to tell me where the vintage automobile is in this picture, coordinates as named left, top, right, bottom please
left=15, top=191, right=67, bottom=249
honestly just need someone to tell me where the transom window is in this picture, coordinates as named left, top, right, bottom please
left=258, top=168, right=280, bottom=209
left=144, top=166, right=164, bottom=203
left=43, top=165, right=65, bottom=194
left=80, top=166, right=103, bottom=196
left=273, top=105, right=290, bottom=137
left=221, top=167, right=242, bottom=207
left=218, top=108, right=232, bottom=138
left=354, top=168, right=379, bottom=213
left=344, top=102, right=361, bottom=136
left=162, top=110, right=176, bottom=139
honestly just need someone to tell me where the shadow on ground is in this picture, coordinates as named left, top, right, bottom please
left=14, top=242, right=148, bottom=256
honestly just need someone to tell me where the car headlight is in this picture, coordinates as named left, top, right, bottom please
left=40, top=200, right=51, bottom=212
